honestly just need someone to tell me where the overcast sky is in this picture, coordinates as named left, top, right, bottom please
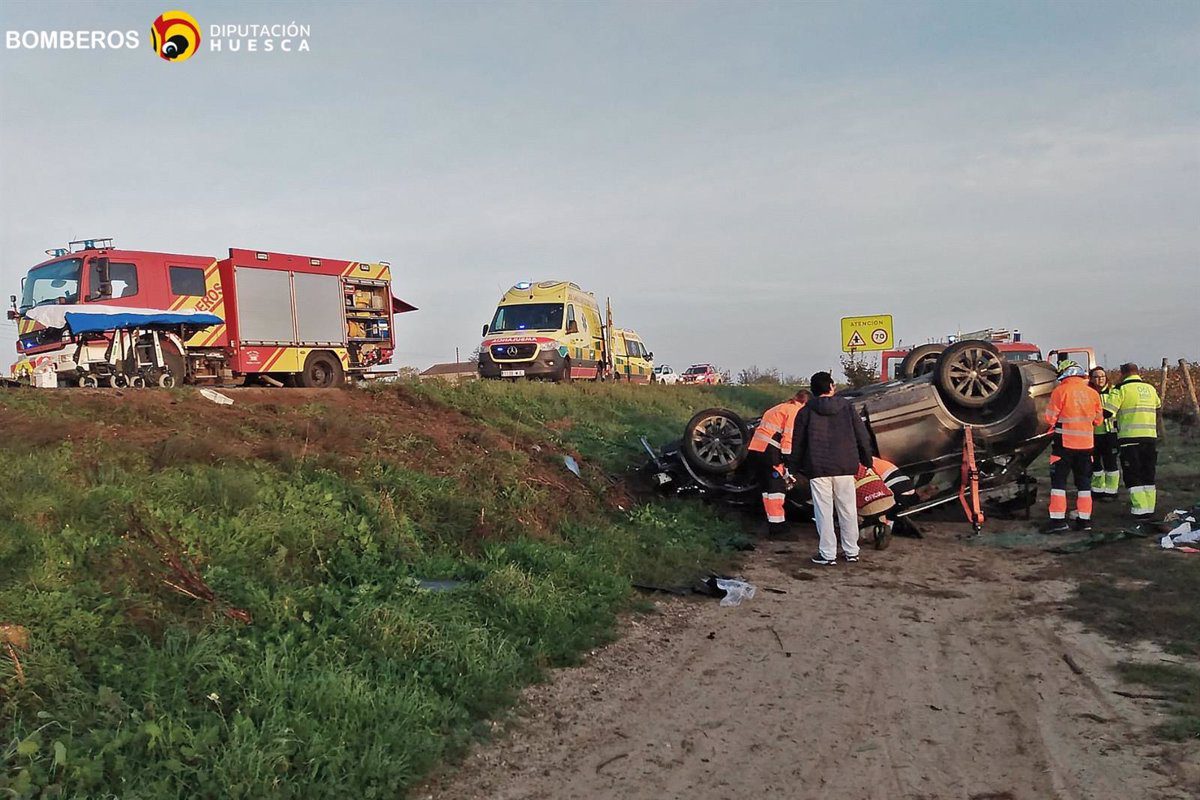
left=2, top=0, right=1197, bottom=376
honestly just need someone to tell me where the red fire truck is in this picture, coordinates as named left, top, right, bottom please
left=8, top=239, right=417, bottom=387
left=879, top=327, right=1094, bottom=382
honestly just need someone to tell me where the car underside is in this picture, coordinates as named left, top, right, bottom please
left=643, top=340, right=1059, bottom=523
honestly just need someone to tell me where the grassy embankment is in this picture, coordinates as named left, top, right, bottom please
left=0, top=381, right=786, bottom=798
left=1058, top=421, right=1200, bottom=741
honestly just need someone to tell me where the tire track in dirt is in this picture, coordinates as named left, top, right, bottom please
left=422, top=528, right=1193, bottom=800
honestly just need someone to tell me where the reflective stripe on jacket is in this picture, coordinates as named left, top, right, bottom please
left=749, top=401, right=803, bottom=457
left=1106, top=375, right=1161, bottom=440
left=1044, top=376, right=1103, bottom=451
left=872, top=457, right=915, bottom=497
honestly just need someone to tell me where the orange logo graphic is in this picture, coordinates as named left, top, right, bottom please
left=150, top=10, right=201, bottom=61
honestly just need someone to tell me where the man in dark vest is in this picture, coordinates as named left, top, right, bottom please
left=789, top=371, right=874, bottom=566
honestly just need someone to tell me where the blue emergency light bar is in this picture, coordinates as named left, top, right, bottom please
left=67, top=237, right=115, bottom=253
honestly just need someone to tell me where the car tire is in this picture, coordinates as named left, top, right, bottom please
left=899, top=343, right=945, bottom=379
left=298, top=351, right=345, bottom=388
left=934, top=340, right=1008, bottom=409
left=682, top=407, right=750, bottom=475
left=556, top=357, right=573, bottom=384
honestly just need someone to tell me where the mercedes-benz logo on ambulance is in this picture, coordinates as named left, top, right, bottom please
left=506, top=346, right=518, bottom=356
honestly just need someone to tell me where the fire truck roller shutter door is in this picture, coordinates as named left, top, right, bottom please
left=236, top=268, right=296, bottom=342
left=293, top=273, right=345, bottom=344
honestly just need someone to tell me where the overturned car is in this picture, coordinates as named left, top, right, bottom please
left=643, top=340, right=1058, bottom=522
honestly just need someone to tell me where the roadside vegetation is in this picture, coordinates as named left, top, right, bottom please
left=0, top=381, right=790, bottom=798
left=1058, top=421, right=1200, bottom=742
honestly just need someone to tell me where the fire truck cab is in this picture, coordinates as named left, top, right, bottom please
left=879, top=328, right=1095, bottom=382
left=10, top=239, right=416, bottom=387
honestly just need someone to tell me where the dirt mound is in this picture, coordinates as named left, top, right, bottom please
left=0, top=385, right=614, bottom=537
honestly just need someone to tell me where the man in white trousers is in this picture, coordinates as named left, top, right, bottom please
left=788, top=371, right=874, bottom=566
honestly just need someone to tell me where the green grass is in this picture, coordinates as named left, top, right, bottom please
left=398, top=379, right=787, bottom=470
left=0, top=382, right=760, bottom=798
left=1065, top=545, right=1200, bottom=659
left=1055, top=424, right=1200, bottom=742
left=1116, top=662, right=1200, bottom=741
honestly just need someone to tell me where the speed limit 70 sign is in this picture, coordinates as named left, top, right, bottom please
left=840, top=315, right=894, bottom=352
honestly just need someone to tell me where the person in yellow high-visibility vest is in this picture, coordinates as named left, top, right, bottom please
left=1088, top=367, right=1120, bottom=500
left=747, top=389, right=811, bottom=537
left=1104, top=362, right=1163, bottom=520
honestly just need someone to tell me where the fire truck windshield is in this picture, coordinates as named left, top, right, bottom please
left=490, top=303, right=564, bottom=332
left=20, top=258, right=82, bottom=310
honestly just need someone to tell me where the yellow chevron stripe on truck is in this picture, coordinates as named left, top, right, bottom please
left=252, top=346, right=350, bottom=374
left=186, top=261, right=226, bottom=347
left=340, top=262, right=391, bottom=281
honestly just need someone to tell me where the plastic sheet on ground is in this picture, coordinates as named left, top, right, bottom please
left=714, top=578, right=757, bottom=607
left=199, top=388, right=234, bottom=406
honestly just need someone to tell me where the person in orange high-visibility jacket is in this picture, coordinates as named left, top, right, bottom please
left=747, top=388, right=811, bottom=537
left=1042, top=360, right=1104, bottom=533
left=871, top=457, right=916, bottom=507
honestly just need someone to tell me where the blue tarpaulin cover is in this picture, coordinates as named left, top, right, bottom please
left=64, top=310, right=223, bottom=334
left=24, top=304, right=223, bottom=334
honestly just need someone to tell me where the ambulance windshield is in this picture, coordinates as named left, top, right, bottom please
left=490, top=303, right=564, bottom=332
left=20, top=259, right=83, bottom=311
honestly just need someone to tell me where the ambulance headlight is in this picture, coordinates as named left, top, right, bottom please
left=539, top=341, right=557, bottom=351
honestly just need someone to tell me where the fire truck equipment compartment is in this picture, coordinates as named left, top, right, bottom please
left=293, top=273, right=344, bottom=344
left=235, top=268, right=294, bottom=342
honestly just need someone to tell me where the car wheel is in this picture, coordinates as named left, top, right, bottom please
left=682, top=408, right=749, bottom=475
left=899, top=343, right=945, bottom=379
left=298, top=351, right=345, bottom=388
left=935, top=340, right=1008, bottom=408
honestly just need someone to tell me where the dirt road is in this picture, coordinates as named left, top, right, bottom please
left=425, top=526, right=1194, bottom=800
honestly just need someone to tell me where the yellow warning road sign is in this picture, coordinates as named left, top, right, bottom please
left=841, top=314, right=894, bottom=353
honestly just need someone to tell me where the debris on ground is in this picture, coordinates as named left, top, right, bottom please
left=632, top=582, right=690, bottom=596
left=199, top=388, right=234, bottom=406
left=1160, top=507, right=1200, bottom=550
left=692, top=576, right=757, bottom=607
left=1045, top=528, right=1152, bottom=555
left=563, top=455, right=582, bottom=478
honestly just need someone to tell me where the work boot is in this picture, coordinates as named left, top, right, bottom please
left=874, top=521, right=893, bottom=551
left=1041, top=519, right=1070, bottom=534
left=1073, top=518, right=1093, bottom=532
